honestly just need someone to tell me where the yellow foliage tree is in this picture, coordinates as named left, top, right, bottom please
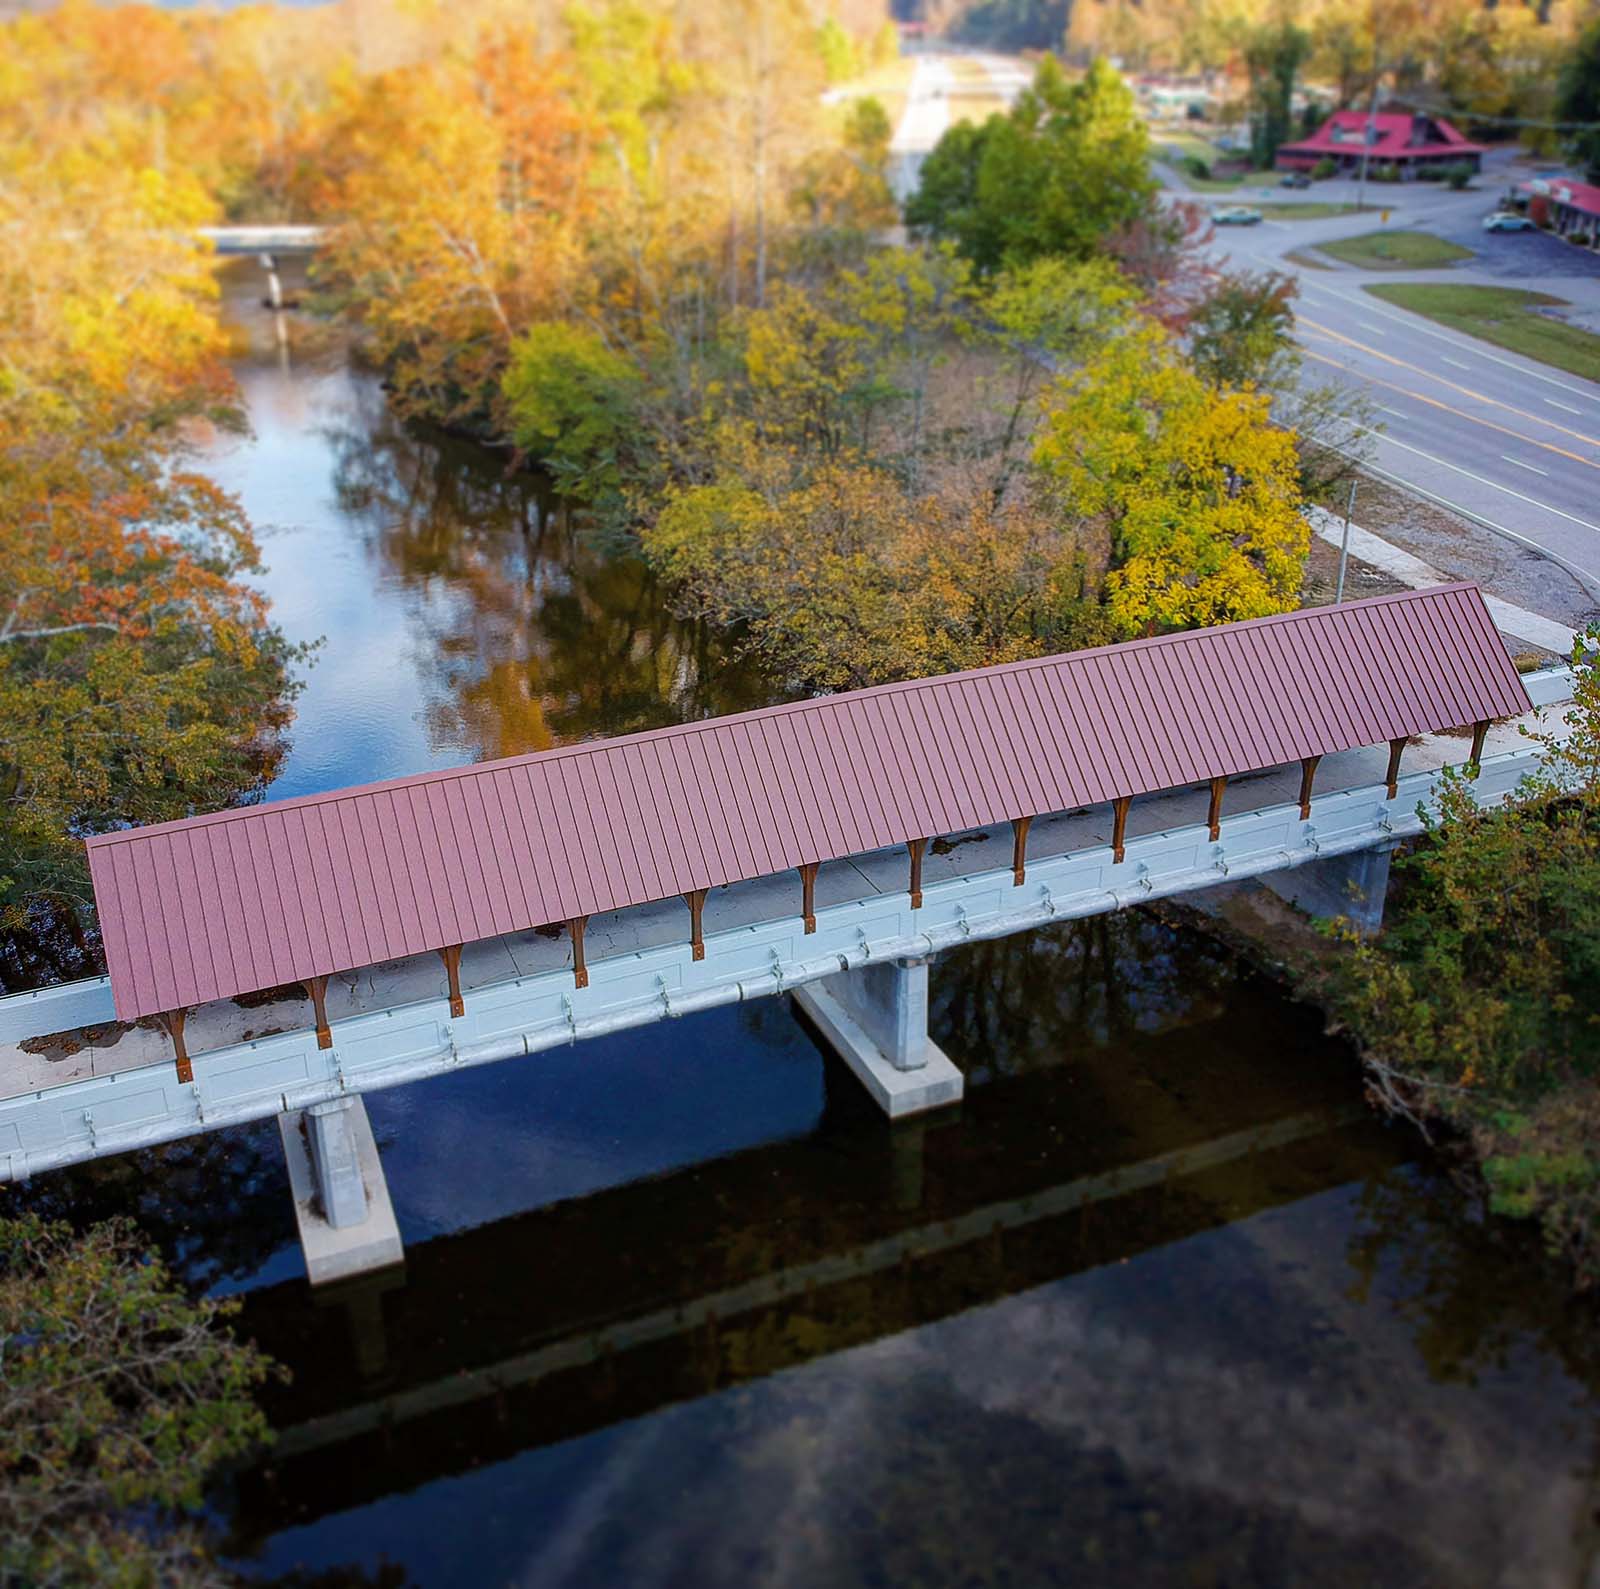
left=1034, top=326, right=1307, bottom=638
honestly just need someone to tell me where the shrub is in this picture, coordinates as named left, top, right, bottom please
left=1311, top=157, right=1336, bottom=180
left=1445, top=161, right=1474, bottom=190
left=1184, top=154, right=1212, bottom=181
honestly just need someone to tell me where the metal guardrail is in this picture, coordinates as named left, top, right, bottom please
left=0, top=740, right=1551, bottom=1182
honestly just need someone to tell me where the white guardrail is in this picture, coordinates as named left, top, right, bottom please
left=0, top=720, right=1564, bottom=1183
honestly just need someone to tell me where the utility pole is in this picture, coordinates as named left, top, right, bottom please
left=1356, top=70, right=1379, bottom=212
left=1335, top=478, right=1357, bottom=603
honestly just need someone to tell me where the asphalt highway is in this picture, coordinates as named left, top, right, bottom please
left=1203, top=177, right=1600, bottom=604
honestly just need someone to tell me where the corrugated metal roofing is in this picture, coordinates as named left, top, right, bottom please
left=87, top=585, right=1531, bottom=1022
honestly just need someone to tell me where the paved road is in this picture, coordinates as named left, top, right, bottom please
left=1191, top=164, right=1600, bottom=610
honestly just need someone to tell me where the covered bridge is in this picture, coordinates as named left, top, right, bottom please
left=86, top=584, right=1531, bottom=1076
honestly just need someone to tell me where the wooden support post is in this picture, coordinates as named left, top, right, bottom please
left=159, top=1009, right=192, bottom=1085
left=684, top=888, right=708, bottom=961
left=1111, top=796, right=1131, bottom=864
left=1011, top=816, right=1032, bottom=886
left=907, top=838, right=927, bottom=908
left=798, top=862, right=818, bottom=933
left=1207, top=775, right=1227, bottom=842
left=1385, top=736, right=1406, bottom=800
left=302, top=975, right=332, bottom=1050
left=1469, top=719, right=1489, bottom=775
left=1298, top=754, right=1321, bottom=821
left=568, top=916, right=588, bottom=989
left=438, top=945, right=464, bottom=1017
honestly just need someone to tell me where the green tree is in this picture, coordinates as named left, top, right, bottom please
left=1556, top=17, right=1600, bottom=182
left=1244, top=20, right=1313, bottom=169
left=502, top=321, right=647, bottom=501
left=906, top=57, right=1156, bottom=272
left=1330, top=636, right=1600, bottom=1290
left=0, top=1214, right=280, bottom=1584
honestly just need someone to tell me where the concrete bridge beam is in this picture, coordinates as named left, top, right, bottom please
left=793, top=956, right=964, bottom=1119
left=278, top=1096, right=404, bottom=1286
left=1261, top=840, right=1397, bottom=937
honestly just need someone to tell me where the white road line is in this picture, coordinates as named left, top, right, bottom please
left=1442, top=357, right=1471, bottom=371
left=1545, top=398, right=1583, bottom=415
left=1359, top=424, right=1600, bottom=540
left=1301, top=283, right=1600, bottom=405
left=1502, top=455, right=1550, bottom=476
left=1358, top=322, right=1385, bottom=334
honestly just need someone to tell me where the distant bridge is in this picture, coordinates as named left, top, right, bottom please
left=199, top=225, right=327, bottom=256
left=0, top=587, right=1566, bottom=1283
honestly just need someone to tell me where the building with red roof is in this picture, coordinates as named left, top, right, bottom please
left=1510, top=176, right=1600, bottom=249
left=1276, top=110, right=1485, bottom=177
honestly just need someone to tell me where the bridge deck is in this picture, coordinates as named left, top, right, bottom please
left=0, top=706, right=1549, bottom=1106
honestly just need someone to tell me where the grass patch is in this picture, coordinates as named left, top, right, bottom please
left=1315, top=229, right=1473, bottom=268
left=1256, top=201, right=1363, bottom=220
left=1363, top=283, right=1600, bottom=382
left=946, top=90, right=1010, bottom=126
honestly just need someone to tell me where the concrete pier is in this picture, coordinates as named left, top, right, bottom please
left=793, top=956, right=964, bottom=1118
left=278, top=1096, right=403, bottom=1285
left=1262, top=842, right=1397, bottom=937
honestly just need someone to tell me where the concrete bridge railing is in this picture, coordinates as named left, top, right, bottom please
left=0, top=735, right=1553, bottom=1188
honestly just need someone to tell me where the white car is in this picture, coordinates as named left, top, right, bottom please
left=1482, top=211, right=1535, bottom=232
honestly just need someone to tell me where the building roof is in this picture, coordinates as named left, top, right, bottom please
left=1516, top=177, right=1600, bottom=218
left=87, top=585, right=1531, bottom=1023
left=1278, top=109, right=1485, bottom=160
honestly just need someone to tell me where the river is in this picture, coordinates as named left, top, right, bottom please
left=28, top=260, right=1600, bottom=1587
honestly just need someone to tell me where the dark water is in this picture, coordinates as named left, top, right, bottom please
left=32, top=263, right=1600, bottom=1587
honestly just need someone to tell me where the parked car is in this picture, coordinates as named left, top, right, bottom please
left=1482, top=211, right=1534, bottom=232
left=1214, top=205, right=1263, bottom=225
left=1279, top=171, right=1312, bottom=189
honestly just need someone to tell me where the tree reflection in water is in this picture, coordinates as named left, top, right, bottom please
left=322, top=391, right=781, bottom=763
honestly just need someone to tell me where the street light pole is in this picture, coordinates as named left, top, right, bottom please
left=1356, top=76, right=1380, bottom=212
left=1335, top=478, right=1357, bottom=603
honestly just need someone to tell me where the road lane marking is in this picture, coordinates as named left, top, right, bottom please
left=1503, top=455, right=1549, bottom=476
left=1301, top=347, right=1600, bottom=472
left=1546, top=398, right=1583, bottom=415
left=1299, top=319, right=1600, bottom=452
left=1301, top=283, right=1600, bottom=404
left=1357, top=424, right=1600, bottom=538
left=1442, top=357, right=1471, bottom=371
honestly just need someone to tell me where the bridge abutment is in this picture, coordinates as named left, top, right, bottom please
left=793, top=956, right=964, bottom=1119
left=278, top=1096, right=404, bottom=1286
left=1260, top=841, right=1397, bottom=937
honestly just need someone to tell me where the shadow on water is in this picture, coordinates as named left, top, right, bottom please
left=23, top=264, right=1596, bottom=1588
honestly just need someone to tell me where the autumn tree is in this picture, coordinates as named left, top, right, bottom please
left=0, top=1213, right=279, bottom=1584
left=906, top=57, right=1157, bottom=272
left=1034, top=325, right=1308, bottom=637
left=1558, top=16, right=1600, bottom=181
left=0, top=68, right=302, bottom=986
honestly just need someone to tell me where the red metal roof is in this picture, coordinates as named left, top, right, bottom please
left=87, top=585, right=1531, bottom=1022
left=1278, top=110, right=1484, bottom=161
left=1516, top=177, right=1600, bottom=219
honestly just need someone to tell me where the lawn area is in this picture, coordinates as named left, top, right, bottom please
left=828, top=56, right=918, bottom=136
left=1315, top=229, right=1473, bottom=268
left=1363, top=283, right=1600, bottom=382
left=946, top=89, right=1010, bottom=126
left=1257, top=201, right=1364, bottom=219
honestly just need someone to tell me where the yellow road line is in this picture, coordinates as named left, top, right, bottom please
left=1301, top=348, right=1600, bottom=473
left=1299, top=316, right=1600, bottom=454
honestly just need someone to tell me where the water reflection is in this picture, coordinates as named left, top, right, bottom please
left=208, top=915, right=1600, bottom=1588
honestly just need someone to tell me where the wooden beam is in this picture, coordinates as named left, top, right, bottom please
left=1470, top=719, right=1489, bottom=775
left=684, top=888, right=708, bottom=961
left=1298, top=754, right=1321, bottom=821
left=1011, top=816, right=1032, bottom=886
left=302, top=974, right=332, bottom=1050
left=1207, top=775, right=1227, bottom=842
left=907, top=838, right=928, bottom=908
left=438, top=945, right=464, bottom=1017
left=568, top=916, right=588, bottom=989
left=159, top=1009, right=192, bottom=1085
left=1111, top=796, right=1131, bottom=864
left=798, top=862, right=818, bottom=933
left=1385, top=736, right=1406, bottom=800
